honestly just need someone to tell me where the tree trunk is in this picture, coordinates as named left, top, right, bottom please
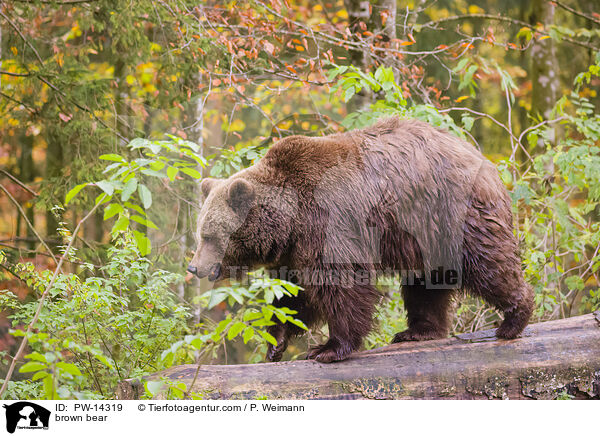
left=343, top=0, right=397, bottom=112
left=529, top=0, right=559, bottom=125
left=118, top=312, right=600, bottom=400
left=17, top=133, right=35, bottom=251
left=45, top=130, right=63, bottom=245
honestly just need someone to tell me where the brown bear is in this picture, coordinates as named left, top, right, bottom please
left=188, top=117, right=534, bottom=363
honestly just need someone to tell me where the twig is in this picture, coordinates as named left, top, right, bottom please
left=0, top=70, right=30, bottom=77
left=0, top=183, right=56, bottom=264
left=0, top=196, right=105, bottom=399
left=11, top=0, right=99, bottom=3
left=0, top=169, right=38, bottom=197
left=421, top=13, right=599, bottom=51
left=0, top=90, right=38, bottom=114
left=551, top=0, right=600, bottom=26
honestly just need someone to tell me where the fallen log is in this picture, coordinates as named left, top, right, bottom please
left=117, top=312, right=600, bottom=400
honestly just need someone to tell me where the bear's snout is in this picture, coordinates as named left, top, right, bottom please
left=187, top=262, right=222, bottom=281
left=207, top=263, right=222, bottom=281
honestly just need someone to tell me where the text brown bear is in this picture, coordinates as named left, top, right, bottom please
left=188, top=117, right=534, bottom=363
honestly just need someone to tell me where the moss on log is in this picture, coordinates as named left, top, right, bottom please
left=117, top=312, right=600, bottom=400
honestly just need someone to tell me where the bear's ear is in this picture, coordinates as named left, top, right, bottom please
left=200, top=178, right=219, bottom=197
left=227, top=179, right=255, bottom=209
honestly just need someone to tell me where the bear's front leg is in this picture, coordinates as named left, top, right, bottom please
left=392, top=285, right=454, bottom=343
left=306, top=283, right=377, bottom=363
left=306, top=335, right=353, bottom=363
left=265, top=323, right=289, bottom=362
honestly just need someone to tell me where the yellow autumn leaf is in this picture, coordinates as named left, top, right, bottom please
left=336, top=9, right=348, bottom=19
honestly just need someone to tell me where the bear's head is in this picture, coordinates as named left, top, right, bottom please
left=187, top=174, right=294, bottom=282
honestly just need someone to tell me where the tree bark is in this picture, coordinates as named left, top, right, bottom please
left=529, top=0, right=560, bottom=124
left=118, top=312, right=600, bottom=400
left=343, top=0, right=397, bottom=112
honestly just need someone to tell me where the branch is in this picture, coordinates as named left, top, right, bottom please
left=421, top=13, right=599, bottom=51
left=0, top=70, right=30, bottom=77
left=0, top=169, right=39, bottom=197
left=0, top=90, right=38, bottom=114
left=9, top=0, right=99, bottom=4
left=0, top=9, right=129, bottom=142
left=551, top=0, right=600, bottom=26
left=0, top=183, right=56, bottom=264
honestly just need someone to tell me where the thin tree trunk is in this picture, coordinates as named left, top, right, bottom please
left=529, top=0, right=560, bottom=126
left=343, top=0, right=397, bottom=112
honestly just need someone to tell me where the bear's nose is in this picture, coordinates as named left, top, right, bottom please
left=187, top=265, right=198, bottom=276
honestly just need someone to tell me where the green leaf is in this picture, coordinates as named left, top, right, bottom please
left=243, top=311, right=263, bottom=322
left=65, top=183, right=88, bottom=204
left=56, top=362, right=82, bottom=376
left=133, top=230, right=151, bottom=256
left=242, top=327, right=254, bottom=344
left=145, top=380, right=165, bottom=397
left=180, top=167, right=202, bottom=179
left=121, top=178, right=138, bottom=202
left=32, top=370, right=49, bottom=381
left=167, top=166, right=179, bottom=181
left=259, top=330, right=278, bottom=346
left=344, top=86, right=356, bottom=102
left=19, top=361, right=47, bottom=373
left=461, top=114, right=474, bottom=132
left=99, top=153, right=125, bottom=162
left=25, top=352, right=47, bottom=362
left=215, top=318, right=232, bottom=335
left=288, top=317, right=308, bottom=330
left=138, top=184, right=152, bottom=209
left=227, top=321, right=246, bottom=340
left=103, top=203, right=124, bottom=220
left=96, top=180, right=115, bottom=196
left=94, top=354, right=112, bottom=368
left=111, top=215, right=130, bottom=234
left=207, top=291, right=228, bottom=310
left=43, top=373, right=55, bottom=399
left=124, top=202, right=147, bottom=216
left=130, top=215, right=159, bottom=229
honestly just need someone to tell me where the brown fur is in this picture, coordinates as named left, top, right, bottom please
left=188, top=117, right=534, bottom=363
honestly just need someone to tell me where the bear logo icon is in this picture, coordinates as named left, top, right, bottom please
left=3, top=402, right=50, bottom=433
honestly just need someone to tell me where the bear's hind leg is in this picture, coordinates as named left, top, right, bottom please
left=464, top=248, right=534, bottom=339
left=483, top=276, right=534, bottom=339
left=392, top=285, right=454, bottom=343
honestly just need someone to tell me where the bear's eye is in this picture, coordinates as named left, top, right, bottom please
left=202, top=235, right=218, bottom=244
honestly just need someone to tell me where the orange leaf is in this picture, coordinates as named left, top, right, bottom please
left=59, top=113, right=72, bottom=122
left=380, top=11, right=388, bottom=27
